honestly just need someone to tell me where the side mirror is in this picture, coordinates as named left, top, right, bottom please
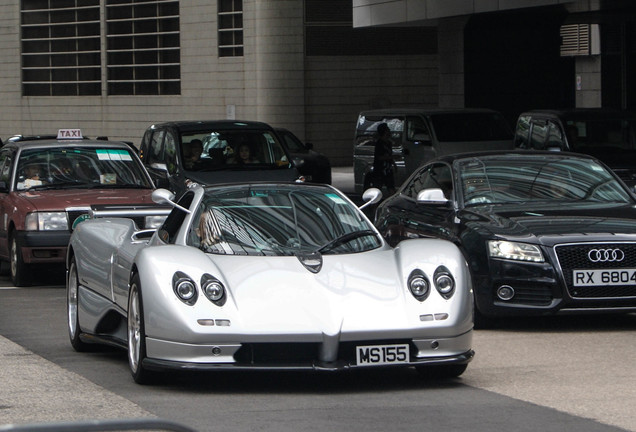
left=359, top=187, right=383, bottom=210
left=150, top=162, right=169, bottom=173
left=416, top=188, right=449, bottom=204
left=305, top=142, right=314, bottom=150
left=151, top=188, right=191, bottom=213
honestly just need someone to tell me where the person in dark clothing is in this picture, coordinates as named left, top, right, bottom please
left=372, top=122, right=397, bottom=195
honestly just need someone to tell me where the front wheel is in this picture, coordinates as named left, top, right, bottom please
left=128, top=274, right=153, bottom=384
left=10, top=235, right=31, bottom=286
left=67, top=257, right=89, bottom=351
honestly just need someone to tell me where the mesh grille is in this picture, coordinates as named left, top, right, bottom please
left=555, top=243, right=636, bottom=298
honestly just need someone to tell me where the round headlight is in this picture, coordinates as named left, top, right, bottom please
left=434, top=266, right=455, bottom=299
left=408, top=270, right=430, bottom=301
left=201, top=274, right=226, bottom=306
left=172, top=272, right=198, bottom=305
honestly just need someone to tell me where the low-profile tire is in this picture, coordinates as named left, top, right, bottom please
left=10, top=235, right=31, bottom=287
left=128, top=274, right=153, bottom=384
left=67, top=257, right=89, bottom=352
left=416, top=363, right=468, bottom=379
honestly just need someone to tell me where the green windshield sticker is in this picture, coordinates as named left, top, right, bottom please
left=325, top=193, right=347, bottom=204
left=96, top=149, right=132, bottom=161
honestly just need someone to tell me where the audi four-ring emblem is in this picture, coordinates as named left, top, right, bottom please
left=588, top=248, right=625, bottom=262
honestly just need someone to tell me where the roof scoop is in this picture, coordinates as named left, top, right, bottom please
left=296, top=251, right=322, bottom=273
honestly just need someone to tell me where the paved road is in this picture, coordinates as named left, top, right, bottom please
left=2, top=170, right=636, bottom=431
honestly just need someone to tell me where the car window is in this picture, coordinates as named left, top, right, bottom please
left=514, top=115, right=531, bottom=148
left=403, top=163, right=452, bottom=199
left=530, top=121, right=549, bottom=149
left=164, top=131, right=178, bottom=174
left=406, top=116, right=430, bottom=142
left=157, top=191, right=195, bottom=244
left=546, top=121, right=564, bottom=148
left=355, top=115, right=404, bottom=147
left=565, top=118, right=636, bottom=151
left=187, top=186, right=380, bottom=256
left=429, top=112, right=512, bottom=142
left=147, top=130, right=165, bottom=165
left=14, top=147, right=153, bottom=191
left=0, top=151, right=14, bottom=188
left=279, top=131, right=305, bottom=152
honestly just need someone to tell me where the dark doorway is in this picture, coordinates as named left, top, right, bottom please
left=464, top=7, right=574, bottom=128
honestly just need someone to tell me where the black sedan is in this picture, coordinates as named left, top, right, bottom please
left=374, top=150, right=636, bottom=324
left=276, top=128, right=331, bottom=184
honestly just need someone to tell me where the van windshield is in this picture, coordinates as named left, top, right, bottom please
left=429, top=112, right=512, bottom=142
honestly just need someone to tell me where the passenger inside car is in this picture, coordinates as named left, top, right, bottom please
left=17, top=163, right=46, bottom=189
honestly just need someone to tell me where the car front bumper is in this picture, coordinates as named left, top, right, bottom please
left=142, top=329, right=474, bottom=372
left=15, top=230, right=70, bottom=264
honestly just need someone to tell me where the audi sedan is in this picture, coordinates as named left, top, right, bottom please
left=374, top=150, right=636, bottom=325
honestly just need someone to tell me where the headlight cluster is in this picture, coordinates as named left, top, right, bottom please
left=407, top=266, right=456, bottom=302
left=25, top=212, right=68, bottom=231
left=488, top=240, right=544, bottom=263
left=172, top=271, right=226, bottom=306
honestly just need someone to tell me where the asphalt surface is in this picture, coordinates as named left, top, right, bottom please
left=0, top=166, right=358, bottom=430
left=2, top=168, right=636, bottom=432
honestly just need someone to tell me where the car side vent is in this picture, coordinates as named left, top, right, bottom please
left=560, top=24, right=600, bottom=56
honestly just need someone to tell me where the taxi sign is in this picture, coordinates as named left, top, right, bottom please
left=57, top=128, right=83, bottom=139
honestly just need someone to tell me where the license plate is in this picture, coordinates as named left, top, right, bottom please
left=356, top=344, right=409, bottom=366
left=573, top=268, right=636, bottom=286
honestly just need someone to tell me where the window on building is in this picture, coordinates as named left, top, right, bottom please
left=106, top=0, right=181, bottom=95
left=218, top=0, right=243, bottom=57
left=21, top=0, right=102, bottom=96
left=20, top=0, right=181, bottom=96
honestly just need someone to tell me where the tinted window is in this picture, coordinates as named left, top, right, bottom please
left=356, top=115, right=404, bottom=147
left=429, top=112, right=512, bottom=142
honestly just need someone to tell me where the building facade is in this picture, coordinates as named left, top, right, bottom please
left=0, top=0, right=634, bottom=165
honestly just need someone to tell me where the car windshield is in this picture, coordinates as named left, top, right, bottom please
left=15, top=147, right=153, bottom=191
left=429, top=112, right=512, bottom=142
left=458, top=156, right=632, bottom=206
left=180, top=129, right=291, bottom=171
left=188, top=186, right=381, bottom=256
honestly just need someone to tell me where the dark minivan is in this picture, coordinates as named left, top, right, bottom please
left=514, top=108, right=636, bottom=187
left=139, top=120, right=300, bottom=197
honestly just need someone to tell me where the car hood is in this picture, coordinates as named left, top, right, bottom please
left=461, top=202, right=636, bottom=246
left=185, top=167, right=300, bottom=185
left=16, top=188, right=155, bottom=212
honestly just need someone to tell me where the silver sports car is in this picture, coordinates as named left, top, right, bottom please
left=66, top=183, right=474, bottom=383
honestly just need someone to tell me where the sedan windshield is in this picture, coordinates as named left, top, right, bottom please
left=458, top=156, right=632, bottom=206
left=15, top=147, right=153, bottom=191
left=188, top=186, right=381, bottom=256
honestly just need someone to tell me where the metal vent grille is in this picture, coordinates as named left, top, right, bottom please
left=560, top=24, right=600, bottom=56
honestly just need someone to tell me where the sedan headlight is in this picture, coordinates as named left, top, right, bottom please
left=25, top=212, right=68, bottom=231
left=407, top=269, right=430, bottom=302
left=172, top=272, right=198, bottom=306
left=488, top=240, right=544, bottom=262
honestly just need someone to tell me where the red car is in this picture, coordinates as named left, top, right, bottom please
left=0, top=130, right=164, bottom=286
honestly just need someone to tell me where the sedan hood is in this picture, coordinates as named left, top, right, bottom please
left=17, top=188, right=155, bottom=212
left=463, top=202, right=636, bottom=245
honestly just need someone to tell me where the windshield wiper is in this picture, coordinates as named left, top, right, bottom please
left=318, top=230, right=377, bottom=253
left=27, top=181, right=91, bottom=190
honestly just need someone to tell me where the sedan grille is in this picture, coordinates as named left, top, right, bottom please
left=555, top=243, right=636, bottom=298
